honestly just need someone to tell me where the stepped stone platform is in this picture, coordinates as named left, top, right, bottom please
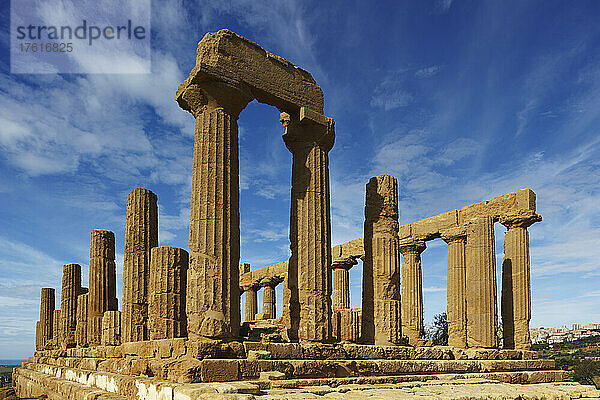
left=12, top=340, right=577, bottom=399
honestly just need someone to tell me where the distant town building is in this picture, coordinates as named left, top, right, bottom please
left=531, top=323, right=600, bottom=344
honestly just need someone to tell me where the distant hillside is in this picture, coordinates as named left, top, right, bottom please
left=533, top=335, right=600, bottom=388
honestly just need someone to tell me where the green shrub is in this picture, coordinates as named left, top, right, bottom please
left=572, top=359, right=600, bottom=386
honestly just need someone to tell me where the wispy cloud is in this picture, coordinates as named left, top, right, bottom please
left=415, top=65, right=441, bottom=79
left=434, top=0, right=454, bottom=13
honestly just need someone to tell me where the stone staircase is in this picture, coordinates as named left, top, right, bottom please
left=12, top=339, right=574, bottom=399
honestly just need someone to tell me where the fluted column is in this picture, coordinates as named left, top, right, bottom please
left=281, top=108, right=335, bottom=342
left=262, top=281, right=277, bottom=320
left=148, top=246, right=189, bottom=339
left=361, top=175, right=403, bottom=345
left=102, top=311, right=121, bottom=346
left=123, top=188, right=158, bottom=343
left=465, top=216, right=498, bottom=348
left=441, top=227, right=467, bottom=348
left=178, top=82, right=251, bottom=339
left=332, top=258, right=356, bottom=311
left=52, top=310, right=61, bottom=348
left=39, top=288, right=55, bottom=349
left=400, top=238, right=426, bottom=345
left=244, top=284, right=258, bottom=322
left=60, top=263, right=81, bottom=348
left=88, top=229, right=117, bottom=346
left=76, top=293, right=88, bottom=347
left=35, top=321, right=42, bottom=351
left=500, top=211, right=541, bottom=350
left=338, top=308, right=360, bottom=343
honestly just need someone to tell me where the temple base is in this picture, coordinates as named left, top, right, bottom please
left=13, top=338, right=577, bottom=399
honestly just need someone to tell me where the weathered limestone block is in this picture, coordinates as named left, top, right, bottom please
left=262, top=281, right=277, bottom=320
left=123, top=187, right=158, bottom=343
left=332, top=258, right=355, bottom=311
left=180, top=82, right=249, bottom=340
left=60, top=263, right=81, bottom=348
left=39, top=288, right=55, bottom=349
left=460, top=188, right=536, bottom=222
left=442, top=226, right=468, bottom=348
left=501, top=211, right=542, bottom=350
left=239, top=261, right=287, bottom=288
left=332, top=238, right=365, bottom=261
left=399, top=238, right=426, bottom=345
left=412, top=210, right=460, bottom=240
left=281, top=109, right=335, bottom=342
left=101, top=310, right=121, bottom=346
left=75, top=293, right=88, bottom=347
left=466, top=216, right=498, bottom=348
left=362, top=174, right=403, bottom=345
left=176, top=29, right=324, bottom=115
left=52, top=310, right=61, bottom=348
left=88, top=230, right=118, bottom=346
left=149, top=246, right=189, bottom=340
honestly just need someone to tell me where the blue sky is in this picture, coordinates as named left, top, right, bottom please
left=1, top=0, right=600, bottom=358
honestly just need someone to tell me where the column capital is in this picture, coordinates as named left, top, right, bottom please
left=177, top=80, right=252, bottom=118
left=499, top=211, right=542, bottom=229
left=240, top=282, right=260, bottom=293
left=399, top=238, right=426, bottom=255
left=440, top=226, right=467, bottom=243
left=280, top=107, right=335, bottom=152
left=260, top=276, right=284, bottom=288
left=332, top=256, right=358, bottom=270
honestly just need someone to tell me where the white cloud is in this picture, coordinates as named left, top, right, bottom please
left=370, top=89, right=413, bottom=111
left=435, top=0, right=454, bottom=13
left=423, top=286, right=447, bottom=293
left=415, top=65, right=441, bottom=78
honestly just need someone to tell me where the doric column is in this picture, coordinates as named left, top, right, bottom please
left=39, top=288, right=55, bottom=349
left=35, top=321, right=42, bottom=351
left=244, top=284, right=258, bottom=322
left=332, top=258, right=356, bottom=311
left=52, top=309, right=61, bottom=349
left=148, top=246, right=189, bottom=339
left=441, top=227, right=467, bottom=348
left=178, top=81, right=252, bottom=340
left=465, top=216, right=498, bottom=348
left=361, top=174, right=402, bottom=346
left=60, top=263, right=81, bottom=348
left=262, top=279, right=278, bottom=320
left=76, top=293, right=88, bottom=347
left=337, top=308, right=361, bottom=343
left=500, top=211, right=541, bottom=350
left=123, top=187, right=158, bottom=343
left=281, top=108, right=335, bottom=342
left=88, top=229, right=117, bottom=346
left=101, top=311, right=121, bottom=346
left=400, top=238, right=426, bottom=345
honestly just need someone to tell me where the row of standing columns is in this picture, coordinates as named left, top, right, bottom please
left=34, top=174, right=538, bottom=351
left=242, top=277, right=283, bottom=322
left=36, top=187, right=190, bottom=349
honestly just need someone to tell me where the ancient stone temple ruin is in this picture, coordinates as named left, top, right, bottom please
left=13, top=29, right=586, bottom=399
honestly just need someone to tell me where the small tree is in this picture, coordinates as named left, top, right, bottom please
left=573, top=359, right=600, bottom=387
left=426, top=312, right=448, bottom=346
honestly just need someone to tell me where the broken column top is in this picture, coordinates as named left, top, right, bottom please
left=90, top=230, right=115, bottom=258
left=176, top=29, right=324, bottom=114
